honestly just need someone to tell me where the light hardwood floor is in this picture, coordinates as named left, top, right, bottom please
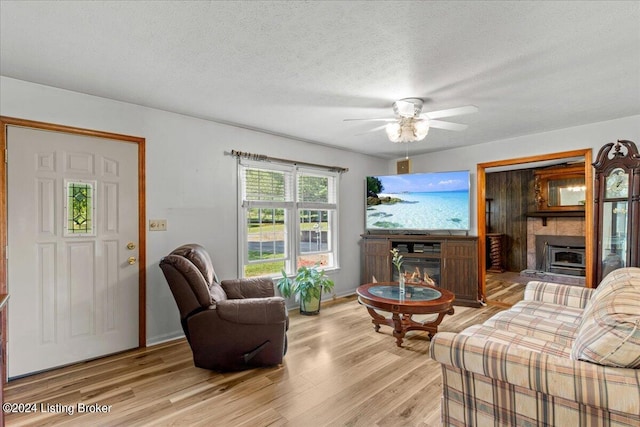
left=485, top=271, right=527, bottom=307
left=4, top=275, right=522, bottom=426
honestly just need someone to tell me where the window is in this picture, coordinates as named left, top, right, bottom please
left=64, top=180, right=96, bottom=236
left=239, top=160, right=338, bottom=277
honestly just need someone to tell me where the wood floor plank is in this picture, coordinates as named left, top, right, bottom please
left=275, top=350, right=403, bottom=420
left=328, top=361, right=438, bottom=426
left=4, top=273, right=522, bottom=426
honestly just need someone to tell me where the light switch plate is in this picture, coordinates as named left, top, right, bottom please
left=149, top=219, right=167, bottom=231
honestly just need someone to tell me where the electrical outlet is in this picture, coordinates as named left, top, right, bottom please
left=149, top=219, right=167, bottom=231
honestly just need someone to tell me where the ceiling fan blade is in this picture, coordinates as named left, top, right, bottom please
left=355, top=124, right=387, bottom=136
left=343, top=117, right=396, bottom=122
left=428, top=120, right=469, bottom=131
left=425, top=105, right=478, bottom=119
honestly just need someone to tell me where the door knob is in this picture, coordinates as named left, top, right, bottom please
left=127, top=242, right=136, bottom=250
left=128, top=256, right=137, bottom=265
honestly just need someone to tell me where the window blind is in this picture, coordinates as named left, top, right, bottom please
left=297, top=169, right=337, bottom=209
left=241, top=161, right=293, bottom=208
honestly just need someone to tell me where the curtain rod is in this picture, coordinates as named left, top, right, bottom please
left=227, top=149, right=349, bottom=173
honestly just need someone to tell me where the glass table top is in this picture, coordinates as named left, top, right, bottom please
left=367, top=285, right=441, bottom=301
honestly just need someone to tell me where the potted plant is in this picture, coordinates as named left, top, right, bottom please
left=276, top=264, right=335, bottom=315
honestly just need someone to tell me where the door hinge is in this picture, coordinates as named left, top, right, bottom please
left=4, top=149, right=7, bottom=163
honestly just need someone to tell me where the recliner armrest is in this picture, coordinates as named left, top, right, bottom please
left=221, top=277, right=275, bottom=299
left=216, top=297, right=287, bottom=325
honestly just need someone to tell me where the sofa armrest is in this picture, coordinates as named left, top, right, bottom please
left=430, top=331, right=640, bottom=416
left=216, top=297, right=287, bottom=325
left=221, top=277, right=275, bottom=299
left=524, top=280, right=594, bottom=308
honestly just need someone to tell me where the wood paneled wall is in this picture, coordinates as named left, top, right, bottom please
left=485, top=169, right=535, bottom=272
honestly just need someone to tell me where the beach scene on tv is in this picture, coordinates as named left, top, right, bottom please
left=366, top=171, right=470, bottom=231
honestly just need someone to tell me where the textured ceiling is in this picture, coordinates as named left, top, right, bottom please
left=1, top=1, right=639, bottom=159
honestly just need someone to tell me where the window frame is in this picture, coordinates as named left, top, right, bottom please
left=238, top=160, right=339, bottom=278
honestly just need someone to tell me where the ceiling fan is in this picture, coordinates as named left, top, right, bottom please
left=344, top=98, right=478, bottom=143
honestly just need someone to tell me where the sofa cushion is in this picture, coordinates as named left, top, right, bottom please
left=510, top=299, right=585, bottom=323
left=483, top=306, right=580, bottom=347
left=571, top=267, right=640, bottom=368
left=458, top=324, right=572, bottom=357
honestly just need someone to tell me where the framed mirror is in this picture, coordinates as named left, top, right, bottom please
left=534, top=163, right=586, bottom=211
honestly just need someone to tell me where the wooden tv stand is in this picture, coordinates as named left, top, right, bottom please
left=361, top=234, right=481, bottom=307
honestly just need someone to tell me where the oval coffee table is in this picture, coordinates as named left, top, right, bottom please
left=356, top=282, right=455, bottom=347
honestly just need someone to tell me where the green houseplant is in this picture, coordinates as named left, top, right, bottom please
left=276, top=264, right=335, bottom=315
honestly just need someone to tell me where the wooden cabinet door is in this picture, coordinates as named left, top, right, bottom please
left=362, top=239, right=391, bottom=284
left=442, top=239, right=479, bottom=304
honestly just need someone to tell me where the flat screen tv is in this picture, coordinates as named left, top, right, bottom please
left=366, top=170, right=471, bottom=232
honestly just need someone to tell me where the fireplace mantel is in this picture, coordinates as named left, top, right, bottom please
left=526, top=211, right=585, bottom=226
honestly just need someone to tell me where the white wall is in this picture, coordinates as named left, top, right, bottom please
left=0, top=76, right=389, bottom=344
left=393, top=115, right=640, bottom=233
left=3, top=75, right=638, bottom=344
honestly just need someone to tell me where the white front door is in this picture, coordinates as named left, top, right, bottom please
left=7, top=125, right=140, bottom=378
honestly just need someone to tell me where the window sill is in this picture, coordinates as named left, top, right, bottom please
left=266, top=265, right=341, bottom=281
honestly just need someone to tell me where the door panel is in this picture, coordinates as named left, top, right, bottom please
left=7, top=125, right=139, bottom=378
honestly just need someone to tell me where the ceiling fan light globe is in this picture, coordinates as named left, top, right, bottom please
left=385, top=122, right=402, bottom=142
left=400, top=124, right=415, bottom=142
left=414, top=119, right=430, bottom=140
left=385, top=119, right=430, bottom=143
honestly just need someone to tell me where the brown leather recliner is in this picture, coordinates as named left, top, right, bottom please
left=159, top=243, right=288, bottom=371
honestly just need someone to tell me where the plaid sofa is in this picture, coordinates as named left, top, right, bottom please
left=430, top=267, right=640, bottom=427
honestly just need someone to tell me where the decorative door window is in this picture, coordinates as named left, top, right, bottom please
left=64, top=180, right=96, bottom=236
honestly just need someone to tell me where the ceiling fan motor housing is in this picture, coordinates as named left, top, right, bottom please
left=393, top=98, right=424, bottom=117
